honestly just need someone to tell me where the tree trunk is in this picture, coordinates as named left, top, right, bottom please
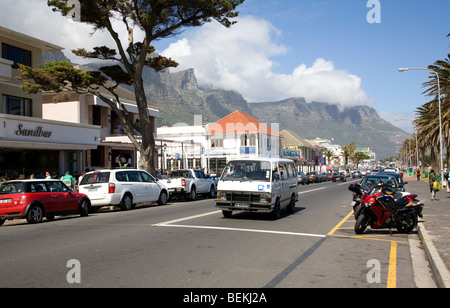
left=134, top=77, right=157, bottom=176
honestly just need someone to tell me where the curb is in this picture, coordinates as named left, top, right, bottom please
left=417, top=222, right=450, bottom=288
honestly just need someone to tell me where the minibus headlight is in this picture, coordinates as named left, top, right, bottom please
left=217, top=191, right=227, bottom=201
left=260, top=193, right=272, bottom=204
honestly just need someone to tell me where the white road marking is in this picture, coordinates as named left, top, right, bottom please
left=298, top=187, right=326, bottom=194
left=152, top=209, right=326, bottom=238
left=158, top=224, right=326, bottom=238
left=152, top=210, right=222, bottom=226
left=152, top=185, right=338, bottom=238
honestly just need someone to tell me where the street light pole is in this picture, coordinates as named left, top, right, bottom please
left=399, top=67, right=444, bottom=184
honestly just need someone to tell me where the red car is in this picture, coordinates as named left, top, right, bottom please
left=0, top=179, right=91, bottom=226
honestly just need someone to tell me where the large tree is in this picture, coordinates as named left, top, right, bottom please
left=18, top=0, right=244, bottom=175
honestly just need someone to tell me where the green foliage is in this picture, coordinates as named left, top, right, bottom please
left=18, top=61, right=106, bottom=94
left=354, top=151, right=370, bottom=161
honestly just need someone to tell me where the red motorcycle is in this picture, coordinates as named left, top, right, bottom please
left=354, top=184, right=424, bottom=234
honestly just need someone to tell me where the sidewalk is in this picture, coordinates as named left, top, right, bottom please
left=403, top=173, right=450, bottom=288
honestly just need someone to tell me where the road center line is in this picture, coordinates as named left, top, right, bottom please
left=298, top=187, right=327, bottom=194
left=156, top=223, right=326, bottom=238
left=152, top=210, right=222, bottom=226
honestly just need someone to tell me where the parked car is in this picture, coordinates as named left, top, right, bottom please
left=159, top=169, right=216, bottom=201
left=352, top=171, right=362, bottom=178
left=318, top=172, right=329, bottom=182
left=0, top=179, right=90, bottom=226
left=382, top=167, right=400, bottom=173
left=78, top=169, right=169, bottom=211
left=330, top=172, right=338, bottom=182
left=338, top=172, right=347, bottom=182
left=378, top=172, right=408, bottom=191
left=306, top=171, right=320, bottom=183
left=297, top=171, right=309, bottom=185
left=209, top=174, right=219, bottom=191
left=359, top=174, right=401, bottom=192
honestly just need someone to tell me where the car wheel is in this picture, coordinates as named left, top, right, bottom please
left=188, top=188, right=196, bottom=201
left=208, top=186, right=215, bottom=198
left=287, top=194, right=296, bottom=214
left=158, top=191, right=168, bottom=205
left=79, top=199, right=90, bottom=217
left=270, top=199, right=281, bottom=220
left=0, top=218, right=5, bottom=227
left=27, top=204, right=43, bottom=224
left=120, top=194, right=133, bottom=211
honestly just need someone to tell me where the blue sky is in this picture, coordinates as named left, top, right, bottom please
left=1, top=0, right=449, bottom=133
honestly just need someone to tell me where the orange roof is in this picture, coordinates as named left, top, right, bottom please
left=208, top=111, right=281, bottom=137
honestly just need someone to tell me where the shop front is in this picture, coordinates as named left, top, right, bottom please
left=0, top=114, right=100, bottom=179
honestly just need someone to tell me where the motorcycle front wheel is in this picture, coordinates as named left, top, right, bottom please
left=354, top=212, right=371, bottom=234
left=353, top=204, right=362, bottom=219
left=396, top=212, right=418, bottom=233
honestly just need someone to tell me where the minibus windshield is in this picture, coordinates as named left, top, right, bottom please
left=220, top=160, right=272, bottom=182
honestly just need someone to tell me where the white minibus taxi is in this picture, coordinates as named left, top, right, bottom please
left=216, top=158, right=298, bottom=219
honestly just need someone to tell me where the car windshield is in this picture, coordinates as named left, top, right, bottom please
left=361, top=176, right=398, bottom=189
left=0, top=182, right=25, bottom=194
left=79, top=172, right=111, bottom=185
left=221, top=160, right=272, bottom=182
left=379, top=172, right=403, bottom=184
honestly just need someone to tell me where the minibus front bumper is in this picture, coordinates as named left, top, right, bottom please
left=215, top=191, right=273, bottom=212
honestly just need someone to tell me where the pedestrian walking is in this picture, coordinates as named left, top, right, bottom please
left=428, top=169, right=438, bottom=201
left=417, top=169, right=421, bottom=182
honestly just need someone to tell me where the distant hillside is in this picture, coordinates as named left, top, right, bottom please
left=248, top=98, right=409, bottom=158
left=43, top=52, right=409, bottom=158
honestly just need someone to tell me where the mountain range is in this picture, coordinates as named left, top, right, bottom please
left=140, top=67, right=409, bottom=158
left=44, top=51, right=410, bottom=158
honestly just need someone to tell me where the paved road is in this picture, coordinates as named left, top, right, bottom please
left=0, top=179, right=434, bottom=290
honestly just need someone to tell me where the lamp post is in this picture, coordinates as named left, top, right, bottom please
left=399, top=67, right=444, bottom=184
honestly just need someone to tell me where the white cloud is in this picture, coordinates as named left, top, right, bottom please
left=162, top=16, right=370, bottom=107
left=0, top=0, right=140, bottom=64
left=1, top=2, right=370, bottom=108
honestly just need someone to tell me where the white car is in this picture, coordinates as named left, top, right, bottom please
left=78, top=169, right=169, bottom=211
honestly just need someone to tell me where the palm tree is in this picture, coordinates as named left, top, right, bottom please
left=323, top=148, right=334, bottom=166
left=342, top=142, right=356, bottom=165
left=414, top=54, right=450, bottom=169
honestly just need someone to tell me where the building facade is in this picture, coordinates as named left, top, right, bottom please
left=0, top=26, right=100, bottom=179
left=43, top=86, right=160, bottom=171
